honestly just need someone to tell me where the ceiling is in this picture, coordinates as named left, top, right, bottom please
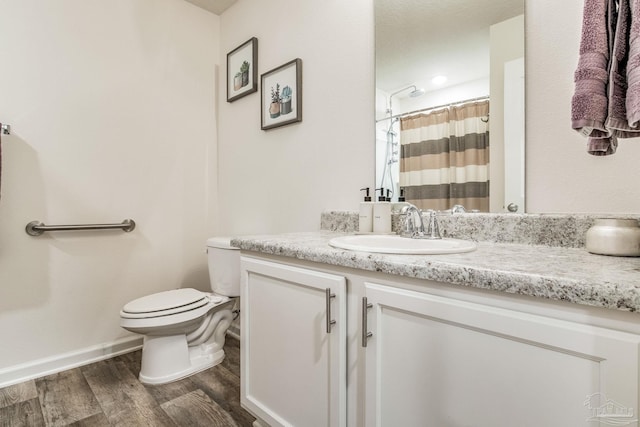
left=375, top=0, right=524, bottom=94
left=183, top=0, right=237, bottom=15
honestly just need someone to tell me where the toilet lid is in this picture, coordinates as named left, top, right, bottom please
left=122, top=288, right=209, bottom=318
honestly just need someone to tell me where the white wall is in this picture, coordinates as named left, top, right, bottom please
left=0, top=0, right=219, bottom=374
left=217, top=0, right=375, bottom=235
left=398, top=78, right=490, bottom=115
left=526, top=0, right=640, bottom=213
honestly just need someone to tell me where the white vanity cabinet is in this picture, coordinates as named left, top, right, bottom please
left=241, top=254, right=640, bottom=427
left=362, top=281, right=640, bottom=427
left=240, top=256, right=347, bottom=427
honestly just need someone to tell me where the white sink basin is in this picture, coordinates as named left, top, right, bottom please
left=328, top=234, right=476, bottom=255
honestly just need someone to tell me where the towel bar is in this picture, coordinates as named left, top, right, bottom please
left=25, top=219, right=136, bottom=236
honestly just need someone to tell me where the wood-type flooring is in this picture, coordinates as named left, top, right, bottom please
left=0, top=336, right=255, bottom=426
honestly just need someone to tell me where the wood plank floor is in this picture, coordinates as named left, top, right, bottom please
left=0, top=336, right=256, bottom=426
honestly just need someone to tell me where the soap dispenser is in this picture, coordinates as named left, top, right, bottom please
left=392, top=187, right=409, bottom=213
left=373, top=187, right=392, bottom=233
left=398, top=188, right=406, bottom=202
left=359, top=187, right=373, bottom=233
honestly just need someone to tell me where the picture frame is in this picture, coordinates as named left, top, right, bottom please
left=261, top=58, right=302, bottom=130
left=227, top=37, right=258, bottom=102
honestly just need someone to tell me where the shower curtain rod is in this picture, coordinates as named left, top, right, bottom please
left=375, top=95, right=489, bottom=123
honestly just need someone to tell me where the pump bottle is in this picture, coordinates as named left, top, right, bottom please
left=373, top=187, right=392, bottom=233
left=392, top=187, right=409, bottom=213
left=358, top=187, right=373, bottom=233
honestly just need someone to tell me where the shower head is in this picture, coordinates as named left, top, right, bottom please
left=386, top=85, right=425, bottom=118
left=409, top=88, right=425, bottom=98
left=390, top=85, right=425, bottom=100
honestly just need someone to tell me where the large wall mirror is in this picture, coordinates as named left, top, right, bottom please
left=375, top=0, right=525, bottom=212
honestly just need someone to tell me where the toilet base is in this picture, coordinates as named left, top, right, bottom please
left=138, top=334, right=226, bottom=385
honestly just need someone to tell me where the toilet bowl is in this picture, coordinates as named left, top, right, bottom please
left=119, top=237, right=240, bottom=385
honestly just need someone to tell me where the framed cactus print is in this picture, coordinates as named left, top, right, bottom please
left=261, top=58, right=302, bottom=130
left=227, top=37, right=258, bottom=102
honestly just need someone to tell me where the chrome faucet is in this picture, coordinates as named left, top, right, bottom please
left=400, top=204, right=442, bottom=239
left=400, top=204, right=425, bottom=237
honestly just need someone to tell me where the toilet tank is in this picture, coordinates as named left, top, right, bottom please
left=206, top=237, right=240, bottom=297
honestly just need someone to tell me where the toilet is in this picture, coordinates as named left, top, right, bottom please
left=120, top=237, right=239, bottom=385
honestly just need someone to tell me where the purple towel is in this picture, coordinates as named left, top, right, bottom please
left=587, top=135, right=618, bottom=155
left=573, top=0, right=640, bottom=155
left=571, top=0, right=615, bottom=140
left=605, top=0, right=631, bottom=134
left=605, top=0, right=640, bottom=137
left=626, top=0, right=640, bottom=127
left=588, top=0, right=619, bottom=157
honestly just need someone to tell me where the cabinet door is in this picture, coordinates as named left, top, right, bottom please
left=363, top=282, right=640, bottom=427
left=241, top=257, right=347, bottom=427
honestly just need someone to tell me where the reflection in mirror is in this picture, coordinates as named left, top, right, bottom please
left=375, top=0, right=525, bottom=212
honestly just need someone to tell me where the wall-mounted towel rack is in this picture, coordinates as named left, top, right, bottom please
left=1, top=124, right=10, bottom=135
left=25, top=219, right=136, bottom=236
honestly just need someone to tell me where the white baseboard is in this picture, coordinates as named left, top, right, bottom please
left=0, top=336, right=143, bottom=389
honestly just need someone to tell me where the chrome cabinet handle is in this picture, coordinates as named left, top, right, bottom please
left=361, top=297, right=373, bottom=347
left=325, top=288, right=336, bottom=333
left=507, top=203, right=519, bottom=213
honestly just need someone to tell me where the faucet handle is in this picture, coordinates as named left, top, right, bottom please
left=451, top=204, right=466, bottom=214
left=425, top=210, right=442, bottom=239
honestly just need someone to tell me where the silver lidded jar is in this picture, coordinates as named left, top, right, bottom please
left=585, top=219, right=640, bottom=257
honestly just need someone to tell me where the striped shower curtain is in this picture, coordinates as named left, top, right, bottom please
left=399, top=100, right=490, bottom=211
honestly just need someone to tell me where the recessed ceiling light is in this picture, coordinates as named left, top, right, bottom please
left=432, top=75, right=447, bottom=85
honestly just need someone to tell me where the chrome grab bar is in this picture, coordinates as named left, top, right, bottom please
left=25, top=219, right=136, bottom=236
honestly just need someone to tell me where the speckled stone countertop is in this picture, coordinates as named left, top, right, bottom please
left=320, top=210, right=640, bottom=248
left=231, top=231, right=640, bottom=314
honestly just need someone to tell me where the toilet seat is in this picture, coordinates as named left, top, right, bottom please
left=121, top=289, right=222, bottom=320
left=120, top=290, right=231, bottom=338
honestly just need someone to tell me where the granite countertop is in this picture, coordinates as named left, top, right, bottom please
left=231, top=231, right=640, bottom=314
